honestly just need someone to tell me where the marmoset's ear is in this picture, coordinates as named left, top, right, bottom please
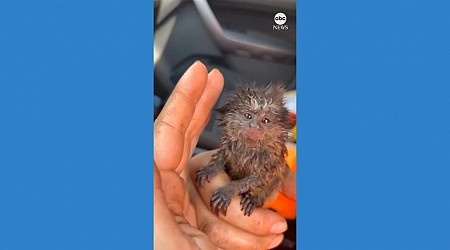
left=216, top=84, right=248, bottom=114
left=215, top=104, right=229, bottom=114
left=264, top=82, right=286, bottom=104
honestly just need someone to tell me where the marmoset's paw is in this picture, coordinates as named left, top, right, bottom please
left=240, top=194, right=263, bottom=216
left=195, top=166, right=214, bottom=187
left=210, top=187, right=234, bottom=216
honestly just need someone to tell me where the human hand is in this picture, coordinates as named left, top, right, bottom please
left=154, top=61, right=290, bottom=249
left=187, top=150, right=295, bottom=249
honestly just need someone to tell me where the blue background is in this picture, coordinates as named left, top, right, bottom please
left=0, top=0, right=449, bottom=249
left=298, top=0, right=450, bottom=249
left=0, top=0, right=153, bottom=249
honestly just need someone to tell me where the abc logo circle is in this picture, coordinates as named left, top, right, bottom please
left=274, top=12, right=287, bottom=25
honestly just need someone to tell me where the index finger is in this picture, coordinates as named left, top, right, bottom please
left=154, top=61, right=208, bottom=171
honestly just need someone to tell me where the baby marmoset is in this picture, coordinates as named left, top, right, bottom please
left=196, top=83, right=293, bottom=216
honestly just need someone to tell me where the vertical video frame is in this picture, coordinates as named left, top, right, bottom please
left=154, top=0, right=296, bottom=249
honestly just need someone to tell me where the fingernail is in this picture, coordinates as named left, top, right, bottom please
left=208, top=68, right=219, bottom=75
left=189, top=60, right=200, bottom=69
left=270, top=221, right=287, bottom=233
left=268, top=235, right=284, bottom=249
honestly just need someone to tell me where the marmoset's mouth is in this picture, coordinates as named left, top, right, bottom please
left=244, top=129, right=263, bottom=141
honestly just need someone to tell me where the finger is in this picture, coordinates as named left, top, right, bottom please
left=155, top=60, right=208, bottom=138
left=200, top=219, right=283, bottom=250
left=156, top=164, right=215, bottom=250
left=154, top=186, right=196, bottom=250
left=281, top=170, right=296, bottom=200
left=175, top=216, right=219, bottom=250
left=187, top=69, right=224, bottom=146
left=188, top=152, right=288, bottom=236
left=154, top=61, right=208, bottom=171
left=159, top=170, right=189, bottom=216
left=177, top=69, right=224, bottom=171
left=187, top=179, right=284, bottom=250
left=188, top=150, right=218, bottom=173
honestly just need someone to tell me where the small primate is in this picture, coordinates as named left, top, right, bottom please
left=196, top=83, right=293, bottom=216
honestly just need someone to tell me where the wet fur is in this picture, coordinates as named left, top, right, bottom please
left=196, top=83, right=292, bottom=216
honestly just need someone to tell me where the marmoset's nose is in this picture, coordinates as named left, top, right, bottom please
left=249, top=119, right=259, bottom=129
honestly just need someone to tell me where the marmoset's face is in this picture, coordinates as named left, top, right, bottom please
left=239, top=109, right=276, bottom=141
left=218, top=84, right=291, bottom=144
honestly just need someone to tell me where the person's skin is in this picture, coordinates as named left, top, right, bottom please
left=154, top=61, right=296, bottom=250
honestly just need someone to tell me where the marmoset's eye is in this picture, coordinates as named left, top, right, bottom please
left=262, top=118, right=270, bottom=124
left=244, top=113, right=252, bottom=119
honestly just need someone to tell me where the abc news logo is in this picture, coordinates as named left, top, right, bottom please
left=273, top=12, right=288, bottom=30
